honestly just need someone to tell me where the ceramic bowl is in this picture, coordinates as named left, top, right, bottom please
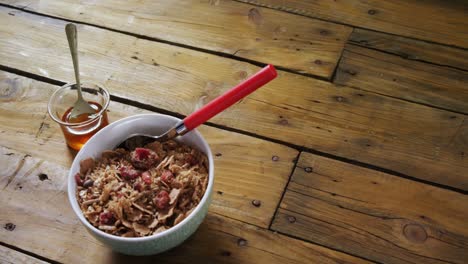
left=68, top=114, right=214, bottom=255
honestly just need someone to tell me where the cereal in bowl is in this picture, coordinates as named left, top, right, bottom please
left=75, top=140, right=208, bottom=237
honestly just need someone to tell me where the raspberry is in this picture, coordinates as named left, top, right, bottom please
left=119, top=166, right=141, bottom=180
left=99, top=211, right=116, bottom=225
left=141, top=171, right=152, bottom=184
left=135, top=148, right=150, bottom=160
left=130, top=148, right=159, bottom=170
left=161, top=170, right=174, bottom=184
left=75, top=173, right=84, bottom=186
left=154, top=190, right=170, bottom=209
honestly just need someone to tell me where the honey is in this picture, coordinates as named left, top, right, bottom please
left=61, top=101, right=109, bottom=150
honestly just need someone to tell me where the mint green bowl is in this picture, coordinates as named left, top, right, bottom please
left=68, top=114, right=214, bottom=255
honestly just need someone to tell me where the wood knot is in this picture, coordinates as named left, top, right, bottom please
left=4, top=223, right=16, bottom=231
left=314, top=59, right=323, bottom=65
left=304, top=167, right=313, bottom=173
left=235, top=71, right=248, bottom=80
left=367, top=9, right=377, bottom=15
left=217, top=190, right=223, bottom=195
left=248, top=8, right=263, bottom=26
left=0, top=78, right=22, bottom=101
left=287, top=215, right=296, bottom=223
left=38, top=173, right=49, bottom=181
left=220, top=250, right=232, bottom=257
left=271, top=155, right=279, bottom=162
left=403, top=224, right=427, bottom=243
left=278, top=119, right=289, bottom=126
left=215, top=153, right=222, bottom=157
left=320, top=30, right=329, bottom=36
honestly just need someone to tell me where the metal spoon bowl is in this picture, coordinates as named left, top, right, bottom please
left=117, top=122, right=183, bottom=150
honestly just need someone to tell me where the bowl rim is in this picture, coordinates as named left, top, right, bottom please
left=67, top=113, right=214, bottom=242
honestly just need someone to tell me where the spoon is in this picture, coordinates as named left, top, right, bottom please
left=65, top=23, right=96, bottom=119
left=118, top=64, right=277, bottom=150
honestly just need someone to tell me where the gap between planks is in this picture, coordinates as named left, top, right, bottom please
left=2, top=2, right=466, bottom=116
left=272, top=228, right=383, bottom=264
left=0, top=242, right=59, bottom=264
left=268, top=151, right=301, bottom=229
left=333, top=43, right=468, bottom=115
left=232, top=0, right=468, bottom=52
left=1, top=64, right=466, bottom=197
left=346, top=40, right=468, bottom=73
left=0, top=2, right=331, bottom=82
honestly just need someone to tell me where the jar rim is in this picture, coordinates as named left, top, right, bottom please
left=47, top=82, right=110, bottom=126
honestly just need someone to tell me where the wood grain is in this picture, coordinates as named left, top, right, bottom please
left=112, top=213, right=370, bottom=264
left=0, top=153, right=368, bottom=264
left=271, top=152, right=468, bottom=264
left=0, top=0, right=352, bottom=78
left=0, top=74, right=366, bottom=263
left=235, top=0, right=468, bottom=48
left=0, top=71, right=297, bottom=228
left=334, top=44, right=468, bottom=114
left=349, top=28, right=468, bottom=71
left=0, top=8, right=467, bottom=190
left=0, top=246, right=49, bottom=264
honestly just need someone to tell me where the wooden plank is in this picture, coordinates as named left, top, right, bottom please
left=0, top=8, right=467, bottom=190
left=115, top=213, right=370, bottom=263
left=334, top=44, right=468, bottom=114
left=0, top=152, right=368, bottom=264
left=236, top=0, right=468, bottom=48
left=271, top=152, right=468, bottom=264
left=0, top=0, right=353, bottom=78
left=349, top=28, right=468, bottom=71
left=0, top=75, right=367, bottom=263
left=0, top=71, right=297, bottom=228
left=0, top=245, right=49, bottom=264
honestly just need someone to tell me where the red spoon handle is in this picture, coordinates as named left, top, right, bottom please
left=183, top=64, right=277, bottom=130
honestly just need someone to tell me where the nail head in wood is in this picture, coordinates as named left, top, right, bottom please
left=251, top=199, right=261, bottom=207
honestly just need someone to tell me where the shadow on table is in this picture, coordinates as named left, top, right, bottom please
left=109, top=234, right=201, bottom=264
left=108, top=214, right=241, bottom=263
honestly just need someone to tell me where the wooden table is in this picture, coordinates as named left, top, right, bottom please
left=0, top=1, right=467, bottom=263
